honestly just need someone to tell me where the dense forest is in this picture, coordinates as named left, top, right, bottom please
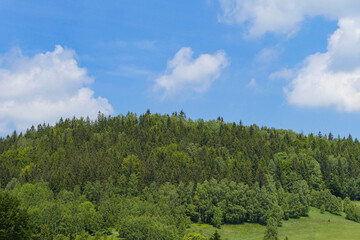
left=1, top=111, right=360, bottom=239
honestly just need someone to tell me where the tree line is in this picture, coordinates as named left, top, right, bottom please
left=1, top=111, right=360, bottom=239
left=0, top=175, right=344, bottom=239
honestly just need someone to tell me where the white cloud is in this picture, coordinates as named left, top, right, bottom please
left=218, top=1, right=360, bottom=112
left=327, top=18, right=360, bottom=72
left=286, top=18, right=360, bottom=111
left=0, top=45, right=113, bottom=134
left=218, top=0, right=360, bottom=37
left=154, top=47, right=228, bottom=98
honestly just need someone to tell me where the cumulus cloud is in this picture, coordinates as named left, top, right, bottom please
left=218, top=0, right=360, bottom=37
left=219, top=0, right=360, bottom=112
left=154, top=47, right=228, bottom=98
left=327, top=18, right=360, bottom=72
left=0, top=45, right=113, bottom=134
left=286, top=18, right=360, bottom=111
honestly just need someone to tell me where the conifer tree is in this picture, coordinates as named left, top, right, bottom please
left=263, top=217, right=279, bottom=240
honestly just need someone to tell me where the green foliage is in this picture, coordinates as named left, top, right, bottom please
left=344, top=198, right=360, bottom=222
left=211, top=207, right=223, bottom=228
left=209, top=230, right=221, bottom=240
left=320, top=204, right=325, bottom=214
left=0, top=192, right=33, bottom=240
left=263, top=217, right=279, bottom=240
left=53, top=234, right=70, bottom=240
left=117, top=215, right=180, bottom=240
left=183, top=232, right=207, bottom=240
left=189, top=207, right=360, bottom=240
left=310, top=189, right=342, bottom=215
left=2, top=112, right=360, bottom=237
left=0, top=112, right=359, bottom=200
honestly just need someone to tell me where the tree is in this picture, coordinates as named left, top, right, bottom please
left=211, top=206, right=223, bottom=228
left=0, top=192, right=33, bottom=240
left=40, top=224, right=51, bottom=240
left=320, top=204, right=325, bottom=214
left=209, top=230, right=221, bottom=240
left=263, top=218, right=279, bottom=240
left=327, top=195, right=342, bottom=215
left=344, top=197, right=360, bottom=222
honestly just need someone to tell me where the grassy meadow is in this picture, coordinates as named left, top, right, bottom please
left=187, top=207, right=360, bottom=240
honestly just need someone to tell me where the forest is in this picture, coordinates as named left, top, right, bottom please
left=1, top=111, right=360, bottom=239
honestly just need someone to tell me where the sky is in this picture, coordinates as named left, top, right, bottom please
left=2, top=0, right=360, bottom=138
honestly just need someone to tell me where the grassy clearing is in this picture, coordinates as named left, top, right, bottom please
left=187, top=207, right=360, bottom=240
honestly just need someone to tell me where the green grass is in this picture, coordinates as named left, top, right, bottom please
left=187, top=207, right=360, bottom=240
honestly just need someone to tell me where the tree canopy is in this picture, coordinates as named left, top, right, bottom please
left=0, top=192, right=33, bottom=240
left=1, top=111, right=360, bottom=238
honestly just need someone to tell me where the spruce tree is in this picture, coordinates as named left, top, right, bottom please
left=263, top=217, right=279, bottom=240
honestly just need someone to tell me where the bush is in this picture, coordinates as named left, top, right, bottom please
left=183, top=232, right=207, bottom=240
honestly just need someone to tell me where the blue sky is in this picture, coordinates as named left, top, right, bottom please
left=2, top=0, right=360, bottom=138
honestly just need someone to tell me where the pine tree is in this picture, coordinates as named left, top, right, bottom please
left=263, top=218, right=279, bottom=240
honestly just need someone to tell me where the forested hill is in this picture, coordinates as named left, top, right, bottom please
left=1, top=111, right=360, bottom=199
left=2, top=111, right=360, bottom=239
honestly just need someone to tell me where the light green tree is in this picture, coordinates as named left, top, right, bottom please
left=182, top=232, right=207, bottom=240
